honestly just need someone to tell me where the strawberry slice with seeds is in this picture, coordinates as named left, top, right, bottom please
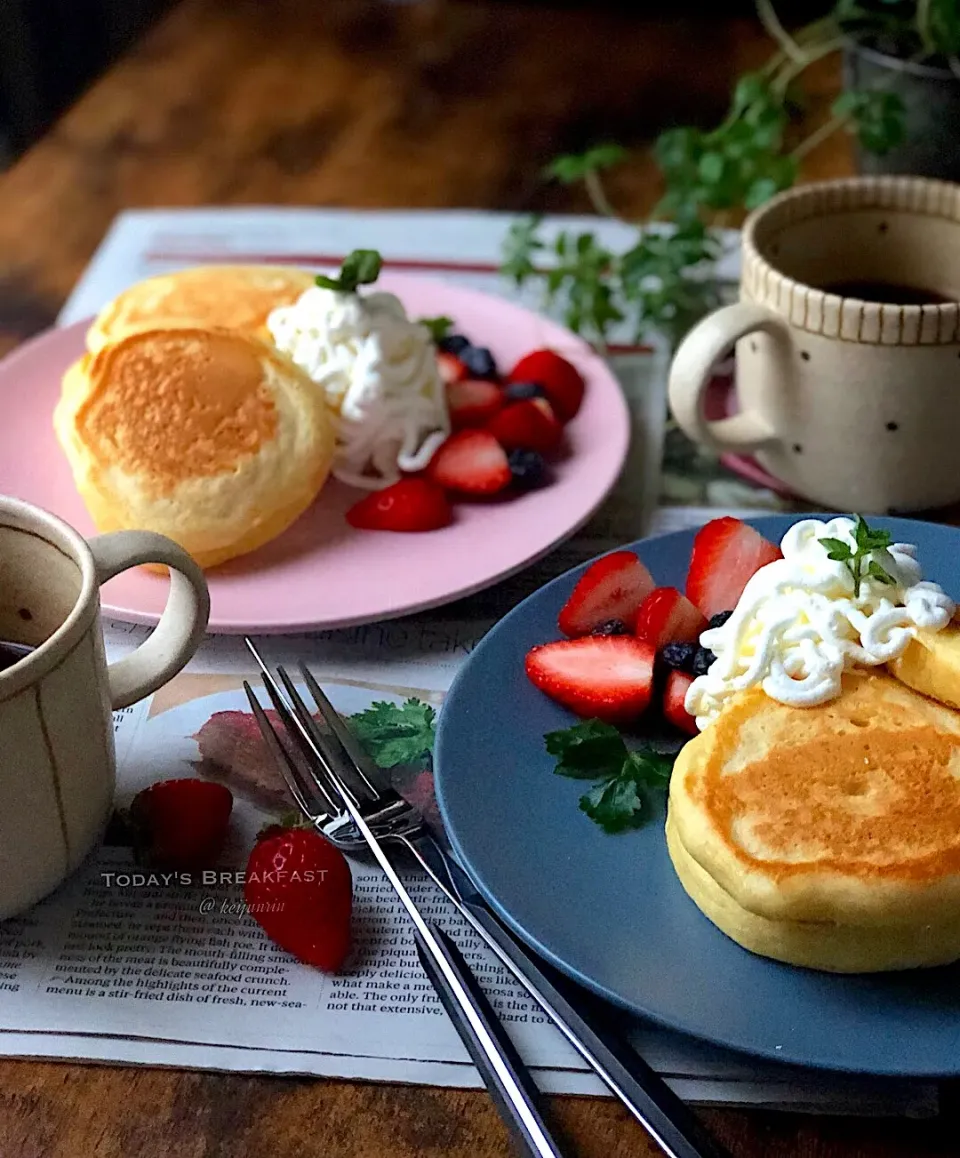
left=686, top=517, right=782, bottom=619
left=447, top=378, right=503, bottom=429
left=437, top=351, right=468, bottom=385
left=487, top=398, right=563, bottom=453
left=427, top=429, right=512, bottom=496
left=558, top=550, right=655, bottom=637
left=346, top=478, right=452, bottom=532
left=634, top=587, right=707, bottom=650
left=525, top=636, right=656, bottom=724
left=663, top=670, right=698, bottom=736
left=507, top=349, right=585, bottom=422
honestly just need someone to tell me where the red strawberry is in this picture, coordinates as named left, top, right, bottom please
left=686, top=517, right=782, bottom=619
left=525, top=635, right=656, bottom=724
left=427, top=430, right=511, bottom=497
left=447, top=378, right=503, bottom=429
left=634, top=587, right=707, bottom=650
left=346, top=478, right=452, bottom=532
left=508, top=349, right=585, bottom=422
left=558, top=550, right=656, bottom=637
left=130, top=779, right=233, bottom=871
left=663, top=671, right=698, bottom=736
left=437, top=351, right=468, bottom=385
left=487, top=398, right=563, bottom=453
left=245, top=824, right=352, bottom=972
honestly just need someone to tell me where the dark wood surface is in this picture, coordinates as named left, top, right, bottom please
left=0, top=2, right=954, bottom=1156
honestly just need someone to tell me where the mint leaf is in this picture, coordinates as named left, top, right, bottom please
left=867, top=559, right=896, bottom=585
left=545, top=719, right=627, bottom=779
left=819, top=537, right=852, bottom=561
left=418, top=315, right=454, bottom=343
left=579, top=771, right=646, bottom=833
left=315, top=249, right=383, bottom=294
left=349, top=698, right=436, bottom=768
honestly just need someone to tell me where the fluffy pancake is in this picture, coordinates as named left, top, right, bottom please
left=86, top=265, right=315, bottom=353
left=889, top=624, right=960, bottom=710
left=668, top=672, right=960, bottom=934
left=54, top=327, right=334, bottom=569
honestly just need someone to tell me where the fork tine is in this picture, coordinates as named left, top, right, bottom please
left=297, top=663, right=383, bottom=800
left=242, top=681, right=326, bottom=820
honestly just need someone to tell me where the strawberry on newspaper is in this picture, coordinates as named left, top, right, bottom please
left=663, top=670, right=698, bottom=736
left=507, top=349, right=585, bottom=422
left=245, top=821, right=353, bottom=972
left=686, top=517, right=782, bottom=620
left=446, top=379, right=503, bottom=429
left=558, top=550, right=655, bottom=637
left=130, top=778, right=233, bottom=871
left=346, top=477, right=452, bottom=532
left=487, top=398, right=563, bottom=454
left=634, top=587, right=707, bottom=650
left=428, top=429, right=512, bottom=496
left=525, top=635, right=656, bottom=724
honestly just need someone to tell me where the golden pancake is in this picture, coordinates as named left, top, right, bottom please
left=889, top=623, right=960, bottom=711
left=668, top=672, right=960, bottom=933
left=86, top=265, right=315, bottom=353
left=54, top=327, right=334, bottom=569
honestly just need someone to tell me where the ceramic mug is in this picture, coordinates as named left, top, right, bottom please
left=668, top=175, right=960, bottom=512
left=0, top=496, right=209, bottom=919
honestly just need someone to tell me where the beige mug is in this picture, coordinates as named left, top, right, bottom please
left=0, top=496, right=209, bottom=919
left=669, top=176, right=960, bottom=512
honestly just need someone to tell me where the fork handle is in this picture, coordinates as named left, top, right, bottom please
left=415, top=924, right=566, bottom=1158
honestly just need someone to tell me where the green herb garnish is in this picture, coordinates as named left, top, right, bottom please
left=418, top=315, right=455, bottom=343
left=545, top=720, right=675, bottom=834
left=349, top=698, right=436, bottom=768
left=315, top=249, right=383, bottom=294
left=819, top=515, right=896, bottom=592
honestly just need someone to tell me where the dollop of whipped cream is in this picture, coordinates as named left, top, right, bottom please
left=267, top=285, right=449, bottom=489
left=685, top=517, right=955, bottom=730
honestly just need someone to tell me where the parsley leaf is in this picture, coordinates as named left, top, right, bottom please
left=418, top=315, right=454, bottom=343
left=545, top=719, right=678, bottom=834
left=349, top=698, right=436, bottom=768
left=316, top=249, right=383, bottom=294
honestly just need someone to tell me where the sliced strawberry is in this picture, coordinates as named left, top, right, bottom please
left=663, top=670, right=698, bottom=736
left=446, top=378, right=503, bottom=430
left=525, top=636, right=656, bottom=724
left=427, top=430, right=512, bottom=497
left=634, top=587, right=707, bottom=650
left=507, top=349, right=585, bottom=422
left=437, top=351, right=468, bottom=385
left=487, top=398, right=563, bottom=453
left=558, top=550, right=656, bottom=638
left=346, top=478, right=452, bottom=532
left=686, top=517, right=782, bottom=619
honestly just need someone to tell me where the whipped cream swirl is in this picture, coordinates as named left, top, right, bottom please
left=268, top=286, right=449, bottom=489
left=685, top=517, right=955, bottom=729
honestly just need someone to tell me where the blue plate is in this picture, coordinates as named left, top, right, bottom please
left=435, top=516, right=960, bottom=1077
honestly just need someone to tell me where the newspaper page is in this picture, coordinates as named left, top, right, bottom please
left=0, top=206, right=928, bottom=1116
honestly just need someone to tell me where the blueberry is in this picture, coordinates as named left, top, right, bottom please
left=460, top=345, right=498, bottom=380
left=504, top=381, right=546, bottom=402
left=591, top=619, right=630, bottom=637
left=692, top=647, right=715, bottom=677
left=661, top=642, right=697, bottom=673
left=438, top=333, right=470, bottom=355
left=507, top=449, right=548, bottom=490
left=708, top=610, right=733, bottom=629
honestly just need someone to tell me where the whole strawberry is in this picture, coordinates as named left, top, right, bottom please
left=244, top=823, right=352, bottom=971
left=130, top=779, right=233, bottom=871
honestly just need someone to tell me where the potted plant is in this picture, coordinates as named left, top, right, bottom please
left=502, top=0, right=960, bottom=350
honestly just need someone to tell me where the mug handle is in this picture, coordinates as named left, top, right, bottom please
left=668, top=301, right=787, bottom=453
left=88, top=531, right=210, bottom=710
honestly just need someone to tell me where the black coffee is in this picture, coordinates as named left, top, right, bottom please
left=0, top=641, right=34, bottom=671
left=822, top=280, right=955, bottom=306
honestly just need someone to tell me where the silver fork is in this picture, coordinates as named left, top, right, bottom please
left=244, top=640, right=732, bottom=1158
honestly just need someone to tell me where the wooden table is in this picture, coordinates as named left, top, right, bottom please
left=0, top=2, right=954, bottom=1155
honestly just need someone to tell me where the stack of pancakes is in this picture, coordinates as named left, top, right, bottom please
left=55, top=266, right=334, bottom=569
left=667, top=631, right=960, bottom=972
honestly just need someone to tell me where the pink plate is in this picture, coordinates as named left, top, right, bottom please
left=0, top=275, right=629, bottom=633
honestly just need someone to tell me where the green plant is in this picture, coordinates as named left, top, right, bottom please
left=502, top=0, right=958, bottom=348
